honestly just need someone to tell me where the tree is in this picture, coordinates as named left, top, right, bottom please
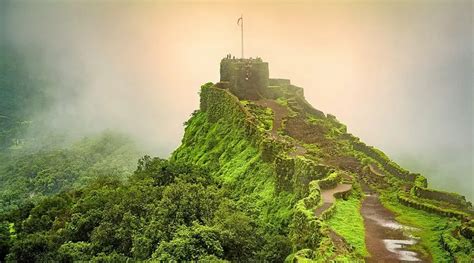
left=0, top=221, right=11, bottom=261
left=152, top=223, right=223, bottom=261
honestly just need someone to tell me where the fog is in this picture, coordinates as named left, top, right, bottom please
left=1, top=1, right=472, bottom=200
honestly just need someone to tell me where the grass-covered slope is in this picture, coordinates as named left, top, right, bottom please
left=172, top=83, right=365, bottom=261
left=172, top=83, right=297, bottom=243
left=326, top=196, right=367, bottom=257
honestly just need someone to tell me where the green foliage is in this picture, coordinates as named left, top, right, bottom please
left=2, top=156, right=293, bottom=262
left=199, top=85, right=258, bottom=134
left=245, top=103, right=274, bottom=131
left=173, top=92, right=296, bottom=234
left=289, top=208, right=321, bottom=251
left=0, top=222, right=11, bottom=260
left=398, top=193, right=469, bottom=219
left=276, top=97, right=289, bottom=107
left=152, top=223, right=224, bottom=261
left=286, top=248, right=318, bottom=262
left=412, top=185, right=470, bottom=209
left=440, top=221, right=473, bottom=262
left=318, top=171, right=340, bottom=189
left=173, top=86, right=302, bottom=259
left=57, top=241, right=93, bottom=262
left=327, top=196, right=368, bottom=257
left=287, top=180, right=324, bottom=253
left=414, top=174, right=428, bottom=188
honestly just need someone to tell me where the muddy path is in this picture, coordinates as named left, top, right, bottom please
left=315, top=183, right=352, bottom=216
left=361, top=187, right=430, bottom=262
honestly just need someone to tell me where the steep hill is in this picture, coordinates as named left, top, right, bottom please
left=1, top=57, right=472, bottom=262
left=172, top=57, right=473, bottom=261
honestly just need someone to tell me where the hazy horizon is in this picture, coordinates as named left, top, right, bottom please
left=1, top=1, right=472, bottom=200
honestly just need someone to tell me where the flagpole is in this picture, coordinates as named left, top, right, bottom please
left=241, top=14, right=244, bottom=59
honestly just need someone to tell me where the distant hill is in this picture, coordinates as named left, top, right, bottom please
left=0, top=132, right=142, bottom=213
left=0, top=45, right=53, bottom=149
left=0, top=46, right=143, bottom=213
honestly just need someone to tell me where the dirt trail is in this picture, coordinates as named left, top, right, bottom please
left=368, top=163, right=384, bottom=176
left=314, top=183, right=352, bottom=216
left=255, top=99, right=307, bottom=156
left=361, top=187, right=430, bottom=262
left=254, top=99, right=288, bottom=136
left=315, top=183, right=354, bottom=258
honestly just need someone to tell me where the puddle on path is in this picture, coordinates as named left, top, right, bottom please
left=361, top=193, right=429, bottom=262
left=383, top=239, right=420, bottom=261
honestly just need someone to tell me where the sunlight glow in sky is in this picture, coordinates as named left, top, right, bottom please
left=2, top=0, right=472, bottom=199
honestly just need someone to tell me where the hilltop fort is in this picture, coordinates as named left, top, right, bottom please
left=218, top=54, right=292, bottom=100
left=216, top=55, right=326, bottom=118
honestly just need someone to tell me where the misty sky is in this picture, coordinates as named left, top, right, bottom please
left=1, top=1, right=472, bottom=200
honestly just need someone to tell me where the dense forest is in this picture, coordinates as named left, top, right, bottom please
left=1, top=158, right=292, bottom=262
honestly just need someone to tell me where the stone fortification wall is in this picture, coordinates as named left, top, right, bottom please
left=274, top=155, right=333, bottom=196
left=413, top=186, right=471, bottom=208
left=398, top=193, right=470, bottom=219
left=220, top=57, right=269, bottom=100
left=269, top=78, right=291, bottom=86
left=352, top=141, right=417, bottom=182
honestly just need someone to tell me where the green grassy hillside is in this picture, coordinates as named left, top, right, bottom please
left=0, top=79, right=472, bottom=262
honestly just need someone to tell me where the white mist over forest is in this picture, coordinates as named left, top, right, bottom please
left=1, top=1, right=472, bottom=200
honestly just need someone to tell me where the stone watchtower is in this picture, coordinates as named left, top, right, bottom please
left=219, top=55, right=269, bottom=100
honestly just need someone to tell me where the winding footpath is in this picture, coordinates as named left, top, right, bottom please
left=254, top=99, right=429, bottom=261
left=361, top=185, right=430, bottom=262
left=255, top=99, right=355, bottom=254
left=315, top=183, right=354, bottom=258
left=314, top=184, right=352, bottom=217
